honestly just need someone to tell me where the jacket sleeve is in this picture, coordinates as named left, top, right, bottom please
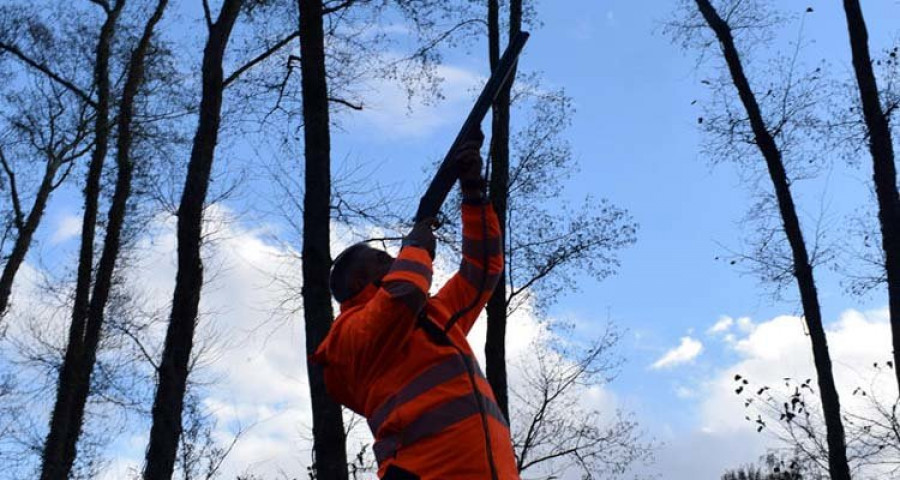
left=352, top=245, right=433, bottom=355
left=433, top=200, right=503, bottom=335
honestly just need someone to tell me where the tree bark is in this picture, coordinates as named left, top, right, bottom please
left=297, top=1, right=349, bottom=478
left=485, top=0, right=521, bottom=422
left=694, top=1, right=852, bottom=479
left=840, top=0, right=900, bottom=394
left=0, top=159, right=60, bottom=316
left=143, top=2, right=241, bottom=479
left=39, top=2, right=169, bottom=479
left=40, top=2, right=124, bottom=478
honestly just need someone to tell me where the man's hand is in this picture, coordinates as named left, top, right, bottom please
left=456, top=128, right=486, bottom=200
left=402, top=217, right=437, bottom=259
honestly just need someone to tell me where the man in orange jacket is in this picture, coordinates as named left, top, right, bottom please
left=312, top=131, right=519, bottom=480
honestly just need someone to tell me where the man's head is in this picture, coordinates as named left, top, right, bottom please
left=330, top=243, right=394, bottom=303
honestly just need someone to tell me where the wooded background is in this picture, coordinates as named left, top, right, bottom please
left=0, top=1, right=897, bottom=479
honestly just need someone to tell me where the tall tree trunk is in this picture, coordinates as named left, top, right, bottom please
left=0, top=159, right=60, bottom=316
left=40, top=2, right=169, bottom=479
left=485, top=0, right=521, bottom=422
left=694, top=1, right=852, bottom=479
left=297, top=1, right=349, bottom=478
left=841, top=0, right=900, bottom=394
left=143, top=2, right=242, bottom=479
left=40, top=2, right=124, bottom=478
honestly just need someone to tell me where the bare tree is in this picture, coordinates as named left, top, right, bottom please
left=41, top=1, right=170, bottom=479
left=0, top=3, right=101, bottom=321
left=733, top=365, right=900, bottom=478
left=0, top=81, right=90, bottom=319
left=264, top=2, right=486, bottom=478
left=37, top=1, right=126, bottom=478
left=668, top=1, right=853, bottom=478
left=484, top=0, right=521, bottom=422
left=296, top=0, right=349, bottom=477
left=143, top=2, right=244, bottom=479
left=721, top=453, right=812, bottom=480
left=839, top=0, right=900, bottom=395
left=175, top=392, right=244, bottom=480
left=511, top=324, right=653, bottom=479
left=477, top=0, right=639, bottom=428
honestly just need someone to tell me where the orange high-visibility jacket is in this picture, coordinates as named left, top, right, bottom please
left=312, top=201, right=518, bottom=480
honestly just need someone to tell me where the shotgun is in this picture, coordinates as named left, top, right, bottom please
left=414, top=31, right=530, bottom=222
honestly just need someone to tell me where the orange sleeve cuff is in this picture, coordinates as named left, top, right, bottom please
left=382, top=246, right=433, bottom=293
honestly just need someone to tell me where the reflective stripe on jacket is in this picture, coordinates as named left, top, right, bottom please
left=312, top=201, right=519, bottom=480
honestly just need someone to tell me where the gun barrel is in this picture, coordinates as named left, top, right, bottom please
left=414, top=31, right=530, bottom=222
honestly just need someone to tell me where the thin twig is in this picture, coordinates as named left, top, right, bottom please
left=223, top=31, right=300, bottom=88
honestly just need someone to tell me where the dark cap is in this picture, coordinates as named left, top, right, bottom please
left=330, top=242, right=377, bottom=303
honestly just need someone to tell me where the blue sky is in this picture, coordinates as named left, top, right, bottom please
left=5, top=0, right=900, bottom=478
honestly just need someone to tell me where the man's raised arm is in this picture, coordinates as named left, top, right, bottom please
left=434, top=135, right=504, bottom=334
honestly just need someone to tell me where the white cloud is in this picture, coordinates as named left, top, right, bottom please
left=651, top=336, right=703, bottom=370
left=50, top=213, right=82, bottom=245
left=664, top=309, right=896, bottom=478
left=708, top=316, right=734, bottom=334
left=641, top=309, right=896, bottom=479
left=701, top=309, right=896, bottom=432
left=736, top=316, right=755, bottom=333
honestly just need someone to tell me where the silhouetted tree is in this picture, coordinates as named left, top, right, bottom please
left=511, top=324, right=653, bottom=478
left=0, top=82, right=89, bottom=320
left=36, top=1, right=126, bottom=478
left=0, top=3, right=105, bottom=321
left=41, top=1, right=170, bottom=479
left=297, top=0, right=349, bottom=478
left=733, top=366, right=900, bottom=477
left=669, top=1, right=851, bottom=478
left=839, top=0, right=900, bottom=395
left=484, top=0, right=520, bottom=422
left=143, top=2, right=244, bottom=478
left=722, top=456, right=807, bottom=480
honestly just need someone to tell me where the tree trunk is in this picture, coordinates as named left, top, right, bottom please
left=143, top=2, right=241, bottom=479
left=0, top=159, right=60, bottom=316
left=39, top=2, right=169, bottom=479
left=485, top=0, right=521, bottom=422
left=297, top=1, right=349, bottom=478
left=40, top=3, right=124, bottom=478
left=840, top=0, right=900, bottom=394
left=694, top=1, right=852, bottom=479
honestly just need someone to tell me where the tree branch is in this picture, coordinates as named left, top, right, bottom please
left=0, top=42, right=96, bottom=108
left=112, top=321, right=159, bottom=371
left=202, top=0, right=213, bottom=29
left=322, top=0, right=357, bottom=15
left=223, top=31, right=300, bottom=88
left=329, top=96, right=363, bottom=110
left=403, top=18, right=484, bottom=64
left=0, top=148, right=24, bottom=232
